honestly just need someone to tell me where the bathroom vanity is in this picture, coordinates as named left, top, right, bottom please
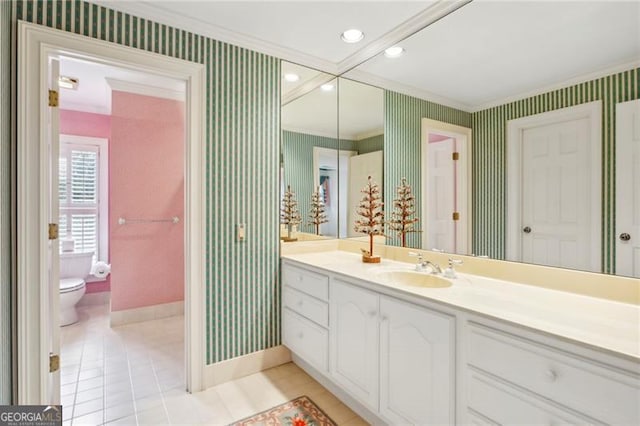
left=281, top=251, right=640, bottom=425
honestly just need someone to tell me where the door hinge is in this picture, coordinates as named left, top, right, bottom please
left=452, top=152, right=460, bottom=161
left=49, top=354, right=60, bottom=373
left=48, top=223, right=59, bottom=240
left=48, top=90, right=59, bottom=107
left=452, top=212, right=460, bottom=221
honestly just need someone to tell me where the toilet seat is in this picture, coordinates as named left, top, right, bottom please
left=60, top=278, right=85, bottom=293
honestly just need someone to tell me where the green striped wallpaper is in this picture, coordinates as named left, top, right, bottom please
left=0, top=0, right=12, bottom=405
left=11, top=0, right=281, bottom=364
left=355, top=134, right=384, bottom=154
left=384, top=91, right=472, bottom=248
left=472, top=68, right=640, bottom=273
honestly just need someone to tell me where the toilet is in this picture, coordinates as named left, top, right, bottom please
left=59, top=251, right=93, bottom=326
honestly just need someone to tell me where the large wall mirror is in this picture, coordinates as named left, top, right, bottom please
left=281, top=61, right=339, bottom=240
left=342, top=0, right=639, bottom=277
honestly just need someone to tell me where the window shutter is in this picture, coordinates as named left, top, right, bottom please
left=71, top=214, right=98, bottom=254
left=71, top=150, right=98, bottom=204
left=59, top=156, right=68, bottom=203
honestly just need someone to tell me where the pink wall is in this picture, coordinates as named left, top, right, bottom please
left=109, top=91, right=185, bottom=312
left=60, top=109, right=111, bottom=293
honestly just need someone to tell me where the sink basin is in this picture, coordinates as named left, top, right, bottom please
left=376, top=270, right=452, bottom=288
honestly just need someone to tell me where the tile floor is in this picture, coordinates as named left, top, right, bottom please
left=60, top=303, right=368, bottom=425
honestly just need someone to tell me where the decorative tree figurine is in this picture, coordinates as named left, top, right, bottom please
left=308, top=186, right=328, bottom=235
left=388, top=177, right=421, bottom=247
left=281, top=185, right=301, bottom=242
left=354, top=176, right=385, bottom=263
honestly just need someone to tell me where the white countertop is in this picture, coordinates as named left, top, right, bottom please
left=282, top=250, right=640, bottom=361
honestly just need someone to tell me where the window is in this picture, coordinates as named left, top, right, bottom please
left=59, top=135, right=109, bottom=262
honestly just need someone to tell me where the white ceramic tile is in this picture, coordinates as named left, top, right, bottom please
left=104, top=401, right=135, bottom=424
left=71, top=409, right=104, bottom=426
left=73, top=397, right=104, bottom=418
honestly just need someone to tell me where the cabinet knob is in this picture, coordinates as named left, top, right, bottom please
left=297, top=332, right=304, bottom=339
left=523, top=226, right=532, bottom=234
left=297, top=299, right=303, bottom=307
left=380, top=316, right=389, bottom=323
left=545, top=369, right=558, bottom=382
left=368, top=310, right=377, bottom=318
left=620, top=232, right=631, bottom=242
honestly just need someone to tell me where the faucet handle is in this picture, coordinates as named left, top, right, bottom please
left=449, top=258, right=463, bottom=267
left=408, top=251, right=424, bottom=261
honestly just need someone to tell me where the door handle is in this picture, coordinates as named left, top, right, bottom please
left=523, top=226, right=532, bottom=234
left=619, top=233, right=631, bottom=242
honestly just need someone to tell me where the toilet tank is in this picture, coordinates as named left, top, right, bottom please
left=60, top=252, right=94, bottom=279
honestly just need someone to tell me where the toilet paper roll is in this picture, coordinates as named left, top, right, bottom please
left=92, top=261, right=111, bottom=279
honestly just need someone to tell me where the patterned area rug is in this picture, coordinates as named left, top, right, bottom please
left=230, top=395, right=337, bottom=426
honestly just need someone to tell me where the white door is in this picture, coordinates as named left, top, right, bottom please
left=521, top=118, right=593, bottom=271
left=379, top=297, right=454, bottom=425
left=616, top=99, right=640, bottom=277
left=330, top=280, right=379, bottom=410
left=47, top=57, right=61, bottom=404
left=426, top=138, right=456, bottom=252
left=347, top=151, right=383, bottom=238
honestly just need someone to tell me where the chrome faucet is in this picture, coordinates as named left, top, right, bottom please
left=408, top=252, right=442, bottom=274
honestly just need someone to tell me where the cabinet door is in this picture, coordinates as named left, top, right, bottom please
left=330, top=280, right=379, bottom=410
left=379, top=296, right=455, bottom=425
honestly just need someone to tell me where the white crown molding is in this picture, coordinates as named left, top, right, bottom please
left=282, top=73, right=336, bottom=106
left=355, top=128, right=384, bottom=141
left=470, top=59, right=640, bottom=113
left=59, top=102, right=111, bottom=116
left=346, top=68, right=473, bottom=112
left=282, top=125, right=341, bottom=140
left=336, top=0, right=473, bottom=75
left=105, top=77, right=185, bottom=101
left=93, top=0, right=339, bottom=74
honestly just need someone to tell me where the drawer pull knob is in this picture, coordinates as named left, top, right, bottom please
left=380, top=316, right=389, bottom=322
left=368, top=310, right=377, bottom=318
left=298, top=332, right=304, bottom=339
left=545, top=369, right=558, bottom=382
left=297, top=300, right=303, bottom=307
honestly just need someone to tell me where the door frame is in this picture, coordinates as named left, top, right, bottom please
left=17, top=22, right=206, bottom=403
left=506, top=101, right=602, bottom=271
left=421, top=119, right=472, bottom=254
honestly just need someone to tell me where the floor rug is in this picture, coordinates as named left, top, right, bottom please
left=230, top=395, right=337, bottom=426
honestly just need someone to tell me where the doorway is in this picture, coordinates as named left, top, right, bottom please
left=17, top=22, right=205, bottom=405
left=506, top=101, right=601, bottom=272
left=421, top=119, right=472, bottom=254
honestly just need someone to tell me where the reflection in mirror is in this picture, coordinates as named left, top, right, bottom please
left=344, top=1, right=639, bottom=276
left=281, top=61, right=338, bottom=241
left=337, top=78, right=384, bottom=240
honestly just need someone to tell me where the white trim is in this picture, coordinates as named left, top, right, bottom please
left=346, top=68, right=473, bottom=112
left=110, top=300, right=184, bottom=327
left=204, top=345, right=292, bottom=388
left=506, top=101, right=602, bottom=272
left=282, top=73, right=335, bottom=106
left=283, top=126, right=340, bottom=141
left=105, top=77, right=185, bottom=102
left=17, top=22, right=206, bottom=403
left=421, top=119, right=472, bottom=255
left=472, top=60, right=640, bottom=113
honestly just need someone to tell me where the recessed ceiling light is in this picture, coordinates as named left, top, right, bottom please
left=283, top=73, right=299, bottom=82
left=59, top=76, right=79, bottom=90
left=341, top=29, right=364, bottom=44
left=320, top=83, right=334, bottom=92
left=384, top=46, right=405, bottom=58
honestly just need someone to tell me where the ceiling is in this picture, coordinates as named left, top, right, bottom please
left=59, top=57, right=185, bottom=114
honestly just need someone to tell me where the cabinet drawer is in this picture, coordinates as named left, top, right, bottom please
left=468, top=323, right=640, bottom=424
left=467, top=371, right=597, bottom=425
left=283, top=308, right=328, bottom=372
left=283, top=287, right=328, bottom=327
left=282, top=264, right=329, bottom=301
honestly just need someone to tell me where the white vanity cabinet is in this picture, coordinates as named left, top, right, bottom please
left=330, top=278, right=455, bottom=423
left=281, top=264, right=329, bottom=373
left=329, top=279, right=380, bottom=410
left=464, top=319, right=640, bottom=425
left=379, top=296, right=455, bottom=425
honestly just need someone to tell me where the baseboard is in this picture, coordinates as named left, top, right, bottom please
left=110, top=300, right=183, bottom=327
left=292, top=354, right=386, bottom=425
left=78, top=291, right=110, bottom=306
left=204, top=345, right=292, bottom=388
